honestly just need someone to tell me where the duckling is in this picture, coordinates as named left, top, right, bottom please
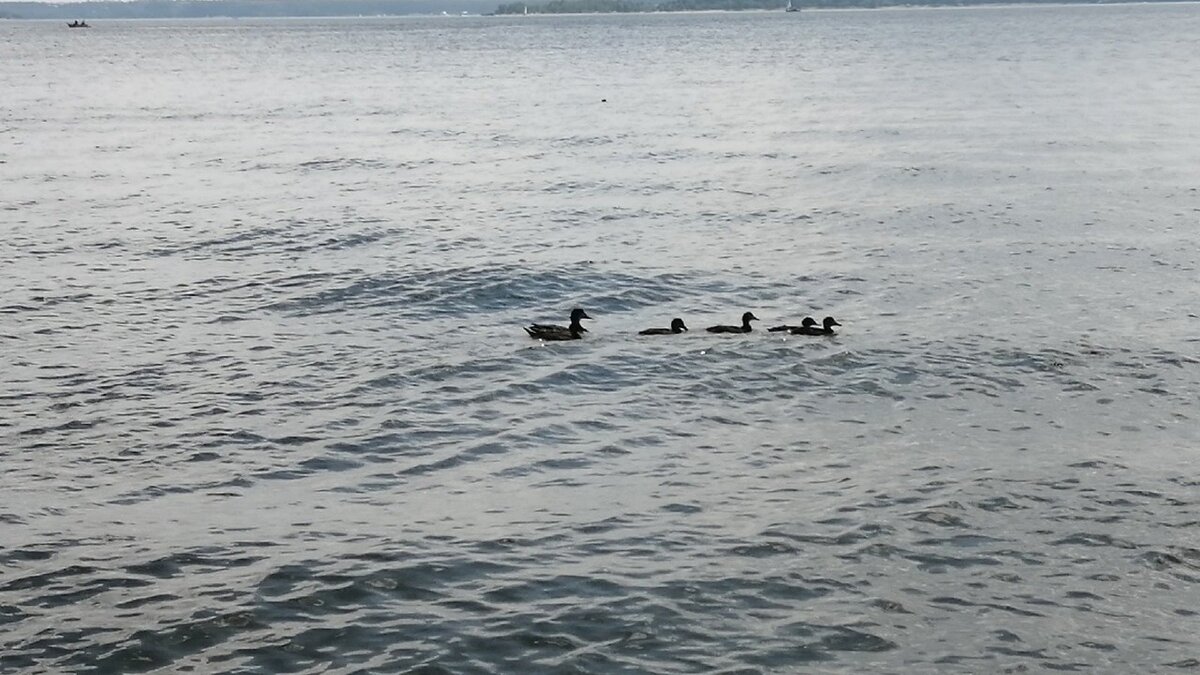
left=768, top=317, right=816, bottom=333
left=639, top=318, right=688, bottom=335
left=706, top=311, right=758, bottom=334
left=791, top=316, right=841, bottom=335
left=525, top=308, right=591, bottom=341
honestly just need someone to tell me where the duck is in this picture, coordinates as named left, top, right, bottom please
left=790, top=316, right=841, bottom=335
left=525, top=308, right=592, bottom=341
left=706, top=311, right=758, bottom=334
left=767, top=317, right=816, bottom=333
left=639, top=318, right=688, bottom=335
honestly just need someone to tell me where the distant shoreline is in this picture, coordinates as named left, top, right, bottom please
left=1, top=0, right=1195, bottom=20
left=493, top=0, right=1196, bottom=14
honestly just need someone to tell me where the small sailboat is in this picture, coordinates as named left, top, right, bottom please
left=785, top=0, right=799, bottom=11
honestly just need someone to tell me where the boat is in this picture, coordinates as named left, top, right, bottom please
left=785, top=0, right=799, bottom=11
left=67, top=20, right=90, bottom=27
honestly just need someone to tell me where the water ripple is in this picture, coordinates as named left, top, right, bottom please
left=5, top=7, right=1200, bottom=673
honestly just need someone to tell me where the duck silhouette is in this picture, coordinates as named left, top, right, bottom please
left=525, top=308, right=592, bottom=341
left=639, top=318, right=688, bottom=335
left=768, top=317, right=816, bottom=333
left=790, top=316, right=840, bottom=335
left=706, top=311, right=758, bottom=334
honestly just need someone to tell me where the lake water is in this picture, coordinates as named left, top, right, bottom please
left=2, top=6, right=1200, bottom=672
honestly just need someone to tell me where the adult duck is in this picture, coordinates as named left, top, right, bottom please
left=768, top=317, right=816, bottom=333
left=639, top=318, right=688, bottom=335
left=706, top=311, right=758, bottom=334
left=525, top=308, right=592, bottom=341
left=791, top=316, right=841, bottom=335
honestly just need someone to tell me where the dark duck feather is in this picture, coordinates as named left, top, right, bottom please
left=525, top=308, right=592, bottom=341
left=768, top=316, right=816, bottom=333
left=639, top=318, right=688, bottom=335
left=791, top=316, right=841, bottom=335
left=706, top=311, right=758, bottom=334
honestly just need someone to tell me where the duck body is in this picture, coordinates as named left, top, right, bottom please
left=706, top=311, right=758, bottom=334
left=790, top=316, right=841, bottom=335
left=525, top=324, right=585, bottom=340
left=768, top=317, right=816, bottom=333
left=639, top=318, right=688, bottom=336
left=525, top=308, right=592, bottom=341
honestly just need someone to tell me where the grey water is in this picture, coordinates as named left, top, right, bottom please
left=3, top=6, right=1200, bottom=672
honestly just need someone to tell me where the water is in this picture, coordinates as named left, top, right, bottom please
left=3, top=6, right=1200, bottom=672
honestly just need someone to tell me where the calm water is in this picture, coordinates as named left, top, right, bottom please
left=3, top=6, right=1200, bottom=672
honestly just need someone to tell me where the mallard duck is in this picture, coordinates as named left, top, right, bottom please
left=706, top=311, right=758, bottom=334
left=791, top=316, right=840, bottom=335
left=639, top=318, right=688, bottom=335
left=768, top=317, right=816, bottom=333
left=525, top=308, right=592, bottom=341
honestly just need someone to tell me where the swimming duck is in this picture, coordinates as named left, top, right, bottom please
left=706, top=311, right=758, bottom=334
left=767, top=317, right=816, bottom=333
left=639, top=318, right=688, bottom=335
left=525, top=308, right=592, bottom=341
left=791, top=316, right=841, bottom=335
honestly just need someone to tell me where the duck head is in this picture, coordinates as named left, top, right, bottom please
left=801, top=317, right=817, bottom=328
left=742, top=312, right=758, bottom=324
left=570, top=308, right=592, bottom=323
left=670, top=318, right=688, bottom=333
left=823, top=316, right=841, bottom=329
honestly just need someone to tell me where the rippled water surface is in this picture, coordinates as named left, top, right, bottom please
left=3, top=6, right=1200, bottom=672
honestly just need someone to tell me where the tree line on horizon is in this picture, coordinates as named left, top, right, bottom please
left=496, top=0, right=782, bottom=12
left=495, top=0, right=1144, bottom=12
left=0, top=0, right=497, bottom=19
left=0, top=0, right=1177, bottom=20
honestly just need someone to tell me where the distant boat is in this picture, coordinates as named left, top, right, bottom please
left=785, top=0, right=799, bottom=11
left=67, top=20, right=90, bottom=27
